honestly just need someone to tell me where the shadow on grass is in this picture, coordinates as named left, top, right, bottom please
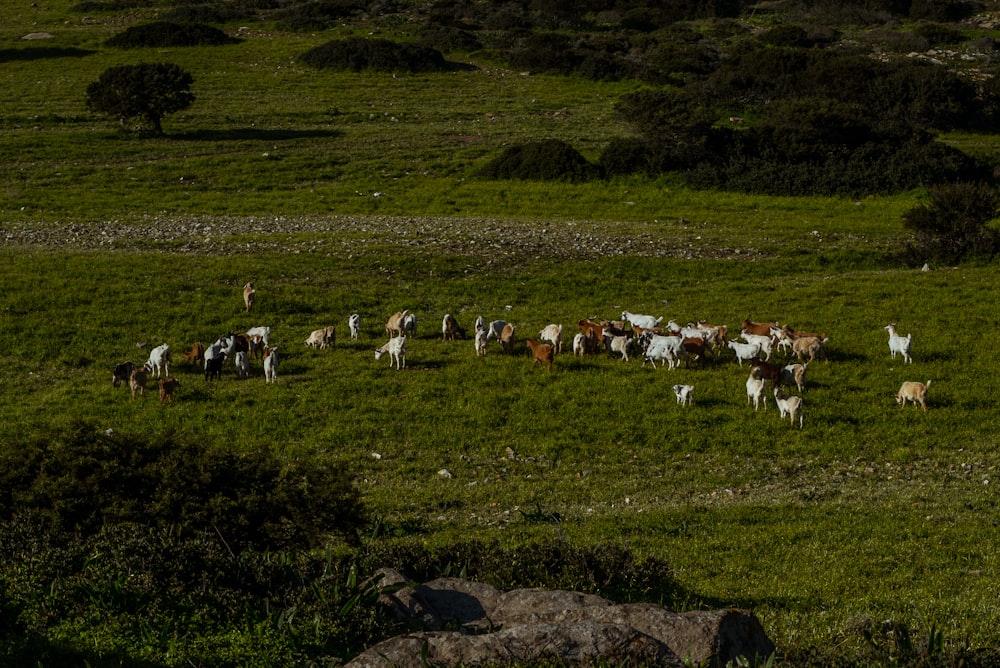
left=0, top=47, right=96, bottom=62
left=170, top=128, right=341, bottom=142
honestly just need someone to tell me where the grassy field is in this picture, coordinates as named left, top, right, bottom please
left=4, top=1, right=1000, bottom=665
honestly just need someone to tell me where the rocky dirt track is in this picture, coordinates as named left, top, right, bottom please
left=2, top=215, right=760, bottom=263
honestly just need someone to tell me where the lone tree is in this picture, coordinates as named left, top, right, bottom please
left=902, top=182, right=1000, bottom=264
left=85, top=62, right=194, bottom=135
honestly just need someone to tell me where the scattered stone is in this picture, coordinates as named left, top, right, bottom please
left=23, top=32, right=54, bottom=39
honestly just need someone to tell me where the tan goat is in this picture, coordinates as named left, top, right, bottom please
left=896, top=380, right=931, bottom=411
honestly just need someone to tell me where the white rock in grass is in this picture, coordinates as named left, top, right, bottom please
left=438, top=469, right=453, bottom=479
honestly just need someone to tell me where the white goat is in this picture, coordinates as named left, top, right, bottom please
left=485, top=320, right=507, bottom=341
left=746, top=369, right=767, bottom=411
left=145, top=343, right=171, bottom=378
left=263, top=346, right=279, bottom=383
left=740, top=330, right=775, bottom=360
left=885, top=324, right=912, bottom=363
left=375, top=335, right=407, bottom=370
left=246, top=326, right=271, bottom=348
left=402, top=312, right=418, bottom=338
left=672, top=384, right=694, bottom=406
left=539, top=323, right=563, bottom=354
left=604, top=334, right=633, bottom=362
left=727, top=339, right=761, bottom=366
left=572, top=332, right=587, bottom=357
left=622, top=311, right=662, bottom=330
left=774, top=387, right=803, bottom=428
left=234, top=351, right=249, bottom=379
left=348, top=313, right=361, bottom=340
left=642, top=334, right=685, bottom=369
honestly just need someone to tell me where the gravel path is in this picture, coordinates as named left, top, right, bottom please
left=1, top=215, right=760, bottom=262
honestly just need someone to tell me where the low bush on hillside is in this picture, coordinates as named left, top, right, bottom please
left=299, top=37, right=461, bottom=72
left=478, top=139, right=602, bottom=183
left=901, top=182, right=1000, bottom=265
left=273, top=0, right=366, bottom=32
left=104, top=21, right=240, bottom=48
left=160, top=4, right=255, bottom=25
left=0, top=421, right=366, bottom=550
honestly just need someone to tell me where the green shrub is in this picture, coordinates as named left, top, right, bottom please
left=910, top=0, right=977, bottom=22
left=902, top=182, right=1000, bottom=264
left=160, top=4, right=254, bottom=25
left=478, top=139, right=602, bottom=182
left=912, top=21, right=967, bottom=46
left=299, top=37, right=460, bottom=72
left=105, top=21, right=241, bottom=48
left=273, top=0, right=365, bottom=32
left=417, top=24, right=483, bottom=53
left=85, top=62, right=195, bottom=135
left=0, top=422, right=367, bottom=551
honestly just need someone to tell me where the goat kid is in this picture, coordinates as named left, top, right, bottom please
left=158, top=377, right=180, bottom=403
left=885, top=324, right=913, bottom=364
left=375, top=336, right=406, bottom=370
left=526, top=338, right=555, bottom=372
left=243, top=282, right=255, bottom=313
left=263, top=346, right=280, bottom=383
left=672, top=384, right=695, bottom=407
left=348, top=313, right=361, bottom=340
left=746, top=369, right=767, bottom=411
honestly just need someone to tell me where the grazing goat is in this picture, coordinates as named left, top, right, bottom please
left=246, top=326, right=271, bottom=348
left=204, top=351, right=225, bottom=381
left=234, top=351, right=249, bottom=379
left=682, top=337, right=708, bottom=366
left=385, top=310, right=409, bottom=338
left=474, top=315, right=486, bottom=332
left=486, top=320, right=508, bottom=342
left=577, top=318, right=605, bottom=345
left=375, top=336, right=406, bottom=370
left=572, top=332, right=587, bottom=357
left=750, top=356, right=783, bottom=385
left=792, top=336, right=828, bottom=363
left=539, top=323, right=563, bottom=354
left=500, top=323, right=516, bottom=354
left=672, top=384, right=694, bottom=407
left=442, top=313, right=466, bottom=342
left=183, top=342, right=205, bottom=366
left=263, top=346, right=280, bottom=383
left=604, top=334, right=633, bottom=362
left=622, top=311, right=662, bottom=330
left=774, top=387, right=803, bottom=428
left=145, top=344, right=171, bottom=378
left=746, top=370, right=766, bottom=412
left=896, top=380, right=930, bottom=411
left=113, top=361, right=136, bottom=388
left=781, top=363, right=808, bottom=393
left=129, top=366, right=147, bottom=400
left=304, top=326, right=335, bottom=349
left=885, top=324, right=912, bottom=364
left=243, top=282, right=255, bottom=313
left=348, top=313, right=361, bottom=340
left=158, top=377, right=179, bottom=403
left=640, top=333, right=685, bottom=369
left=526, top=338, right=555, bottom=372
left=727, top=339, right=761, bottom=366
left=475, top=328, right=488, bottom=357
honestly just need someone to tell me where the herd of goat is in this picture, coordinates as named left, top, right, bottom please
left=111, top=298, right=929, bottom=426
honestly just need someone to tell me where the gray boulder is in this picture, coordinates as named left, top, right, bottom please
left=347, top=569, right=775, bottom=667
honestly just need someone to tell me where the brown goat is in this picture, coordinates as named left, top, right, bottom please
left=158, top=377, right=180, bottom=404
left=526, top=339, right=554, bottom=372
left=129, top=366, right=148, bottom=400
left=500, top=323, right=516, bottom=354
left=183, top=342, right=205, bottom=366
left=243, top=282, right=255, bottom=313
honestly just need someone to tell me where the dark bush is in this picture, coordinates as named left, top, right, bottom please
left=274, top=0, right=365, bottom=31
left=85, top=62, right=195, bottom=134
left=508, top=31, right=581, bottom=74
left=912, top=21, right=967, bottom=46
left=104, top=21, right=240, bottom=48
left=0, top=422, right=366, bottom=550
left=300, top=37, right=458, bottom=72
left=902, top=182, right=1000, bottom=264
left=909, top=0, right=977, bottom=22
left=418, top=24, right=482, bottom=53
left=759, top=24, right=812, bottom=48
left=71, top=0, right=151, bottom=10
left=478, top=139, right=602, bottom=182
left=600, top=137, right=655, bottom=176
left=160, top=4, right=254, bottom=24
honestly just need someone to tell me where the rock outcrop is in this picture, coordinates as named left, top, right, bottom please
left=346, top=569, right=775, bottom=667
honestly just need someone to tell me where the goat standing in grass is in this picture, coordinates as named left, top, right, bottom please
left=774, top=387, right=803, bottom=428
left=885, top=324, right=912, bottom=363
left=672, top=384, right=694, bottom=407
left=746, top=369, right=766, bottom=411
left=243, top=282, right=255, bottom=313
left=375, top=336, right=406, bottom=370
left=526, top=338, right=554, bottom=372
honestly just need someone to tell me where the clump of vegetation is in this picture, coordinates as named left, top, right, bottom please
left=901, top=182, right=1000, bottom=265
left=478, top=139, right=602, bottom=183
left=273, top=0, right=365, bottom=32
left=104, top=21, right=240, bottom=48
left=160, top=3, right=255, bottom=24
left=85, top=62, right=195, bottom=134
left=299, top=37, right=461, bottom=72
left=0, top=421, right=366, bottom=550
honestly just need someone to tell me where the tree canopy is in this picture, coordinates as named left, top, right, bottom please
left=85, top=62, right=194, bottom=135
